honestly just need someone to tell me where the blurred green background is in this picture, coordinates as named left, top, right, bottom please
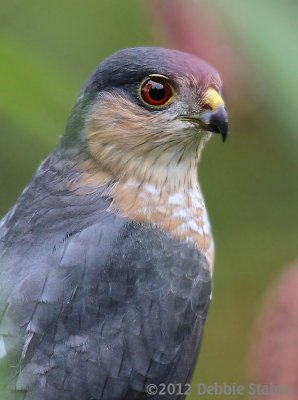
left=0, top=0, right=297, bottom=398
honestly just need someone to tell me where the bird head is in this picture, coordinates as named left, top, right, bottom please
left=62, top=47, right=228, bottom=188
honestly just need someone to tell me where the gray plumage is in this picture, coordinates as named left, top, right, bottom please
left=0, top=154, right=211, bottom=399
left=0, top=47, right=227, bottom=399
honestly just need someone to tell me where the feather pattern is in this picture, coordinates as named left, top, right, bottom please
left=0, top=153, right=211, bottom=399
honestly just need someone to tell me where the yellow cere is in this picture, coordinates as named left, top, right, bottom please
left=203, top=88, right=225, bottom=110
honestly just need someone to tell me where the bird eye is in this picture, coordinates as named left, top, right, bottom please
left=140, top=77, right=173, bottom=107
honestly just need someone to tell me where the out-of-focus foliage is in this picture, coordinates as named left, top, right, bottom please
left=0, top=1, right=297, bottom=399
left=209, top=0, right=298, bottom=153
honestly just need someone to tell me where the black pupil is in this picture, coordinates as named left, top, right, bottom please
left=149, top=81, right=166, bottom=101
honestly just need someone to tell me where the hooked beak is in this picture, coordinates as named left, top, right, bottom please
left=199, top=105, right=229, bottom=142
left=181, top=88, right=229, bottom=142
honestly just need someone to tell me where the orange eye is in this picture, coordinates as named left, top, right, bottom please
left=141, top=77, right=173, bottom=107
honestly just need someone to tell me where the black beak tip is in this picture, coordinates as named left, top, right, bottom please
left=221, top=127, right=228, bottom=142
left=208, top=107, right=229, bottom=142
